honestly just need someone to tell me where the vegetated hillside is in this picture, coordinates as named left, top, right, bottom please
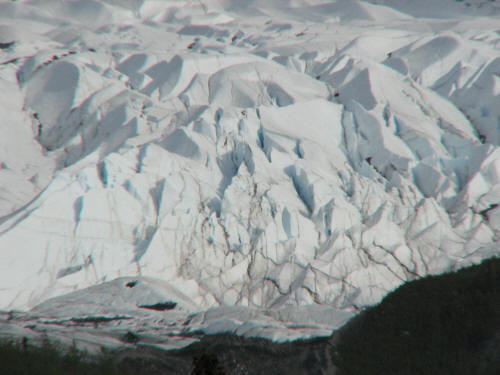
left=0, top=333, right=335, bottom=375
left=0, top=338, right=132, bottom=375
left=334, top=256, right=500, bottom=375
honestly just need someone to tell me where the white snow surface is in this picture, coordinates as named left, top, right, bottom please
left=1, top=0, right=500, bottom=348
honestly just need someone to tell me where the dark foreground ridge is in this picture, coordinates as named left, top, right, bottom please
left=2, top=257, right=500, bottom=374
left=0, top=334, right=334, bottom=375
left=335, top=256, right=500, bottom=375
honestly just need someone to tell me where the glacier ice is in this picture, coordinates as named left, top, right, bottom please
left=0, top=0, right=499, bottom=348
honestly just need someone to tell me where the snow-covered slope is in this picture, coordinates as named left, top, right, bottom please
left=0, top=0, right=499, bottom=347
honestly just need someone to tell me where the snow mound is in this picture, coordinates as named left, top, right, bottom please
left=32, top=276, right=199, bottom=317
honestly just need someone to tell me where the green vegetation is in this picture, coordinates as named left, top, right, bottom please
left=190, top=349, right=226, bottom=375
left=0, top=337, right=131, bottom=375
left=335, top=257, right=500, bottom=375
left=0, top=334, right=229, bottom=375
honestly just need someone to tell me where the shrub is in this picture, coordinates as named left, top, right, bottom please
left=0, top=336, right=131, bottom=375
left=191, top=349, right=227, bottom=375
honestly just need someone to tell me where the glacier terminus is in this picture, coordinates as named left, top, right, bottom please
left=0, top=0, right=499, bottom=351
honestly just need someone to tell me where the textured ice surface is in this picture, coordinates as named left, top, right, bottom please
left=0, top=0, right=499, bottom=348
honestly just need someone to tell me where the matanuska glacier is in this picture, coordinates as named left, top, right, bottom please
left=0, top=0, right=499, bottom=350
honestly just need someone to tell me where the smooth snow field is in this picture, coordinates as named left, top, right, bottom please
left=0, top=0, right=499, bottom=350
